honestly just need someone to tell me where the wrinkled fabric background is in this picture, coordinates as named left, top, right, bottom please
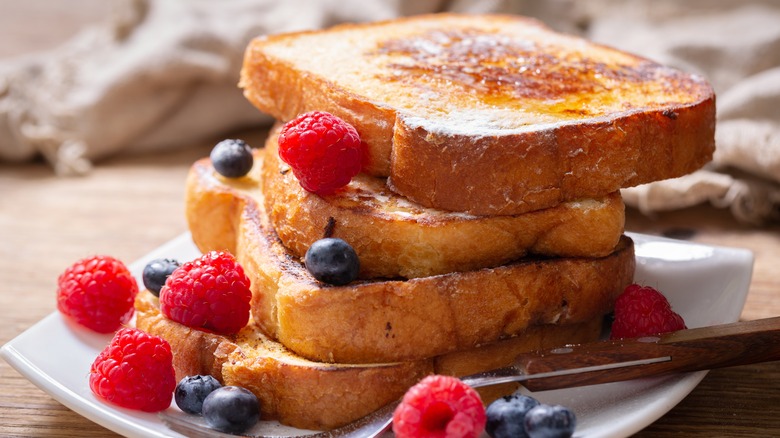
left=578, top=0, right=780, bottom=225
left=1, top=0, right=778, bottom=223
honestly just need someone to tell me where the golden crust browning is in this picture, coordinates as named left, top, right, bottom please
left=261, top=131, right=625, bottom=279
left=150, top=12, right=699, bottom=426
left=223, top=340, right=426, bottom=430
left=264, top=234, right=633, bottom=364
left=185, top=150, right=636, bottom=364
left=134, top=290, right=231, bottom=382
left=240, top=13, right=716, bottom=215
left=389, top=98, right=715, bottom=215
left=135, top=291, right=431, bottom=430
left=135, top=291, right=603, bottom=429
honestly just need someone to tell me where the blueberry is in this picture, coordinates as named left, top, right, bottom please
left=174, top=375, right=222, bottom=415
left=304, top=238, right=360, bottom=285
left=486, top=394, right=540, bottom=438
left=524, top=404, right=576, bottom=438
left=142, top=258, right=181, bottom=296
left=202, top=386, right=260, bottom=434
left=210, top=139, right=253, bottom=178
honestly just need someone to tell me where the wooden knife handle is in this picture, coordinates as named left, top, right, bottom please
left=516, top=316, right=780, bottom=392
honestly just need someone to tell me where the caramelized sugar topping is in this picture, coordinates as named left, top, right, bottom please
left=372, top=28, right=692, bottom=118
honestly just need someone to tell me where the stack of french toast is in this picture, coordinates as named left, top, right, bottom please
left=134, top=13, right=715, bottom=431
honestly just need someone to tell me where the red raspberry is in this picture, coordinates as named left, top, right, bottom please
left=89, top=327, right=176, bottom=412
left=277, top=111, right=363, bottom=195
left=393, top=375, right=486, bottom=438
left=610, top=284, right=687, bottom=339
left=159, top=251, right=251, bottom=335
left=56, top=255, right=138, bottom=333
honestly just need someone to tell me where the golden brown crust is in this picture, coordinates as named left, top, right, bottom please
left=240, top=33, right=397, bottom=177
left=185, top=150, right=636, bottom=364
left=389, top=98, right=715, bottom=215
left=264, top=234, right=633, bottom=364
left=261, top=130, right=625, bottom=279
left=223, top=347, right=427, bottom=430
left=135, top=291, right=231, bottom=383
left=240, top=13, right=715, bottom=215
left=135, top=292, right=603, bottom=429
left=134, top=291, right=431, bottom=430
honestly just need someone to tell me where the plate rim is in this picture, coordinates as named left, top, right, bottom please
left=1, top=232, right=755, bottom=438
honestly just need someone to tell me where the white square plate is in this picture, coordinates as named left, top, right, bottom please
left=1, top=232, right=754, bottom=437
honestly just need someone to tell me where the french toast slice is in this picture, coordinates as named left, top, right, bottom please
left=185, top=149, right=635, bottom=364
left=240, top=13, right=715, bottom=215
left=135, top=290, right=603, bottom=430
left=134, top=290, right=430, bottom=430
left=261, top=129, right=625, bottom=279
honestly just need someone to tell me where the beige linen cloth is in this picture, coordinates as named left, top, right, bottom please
left=1, top=0, right=778, bottom=224
left=578, top=0, right=780, bottom=225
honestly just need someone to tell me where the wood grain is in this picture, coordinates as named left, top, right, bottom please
left=1, top=2, right=779, bottom=437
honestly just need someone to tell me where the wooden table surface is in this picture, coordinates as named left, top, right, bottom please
left=2, top=3, right=779, bottom=437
